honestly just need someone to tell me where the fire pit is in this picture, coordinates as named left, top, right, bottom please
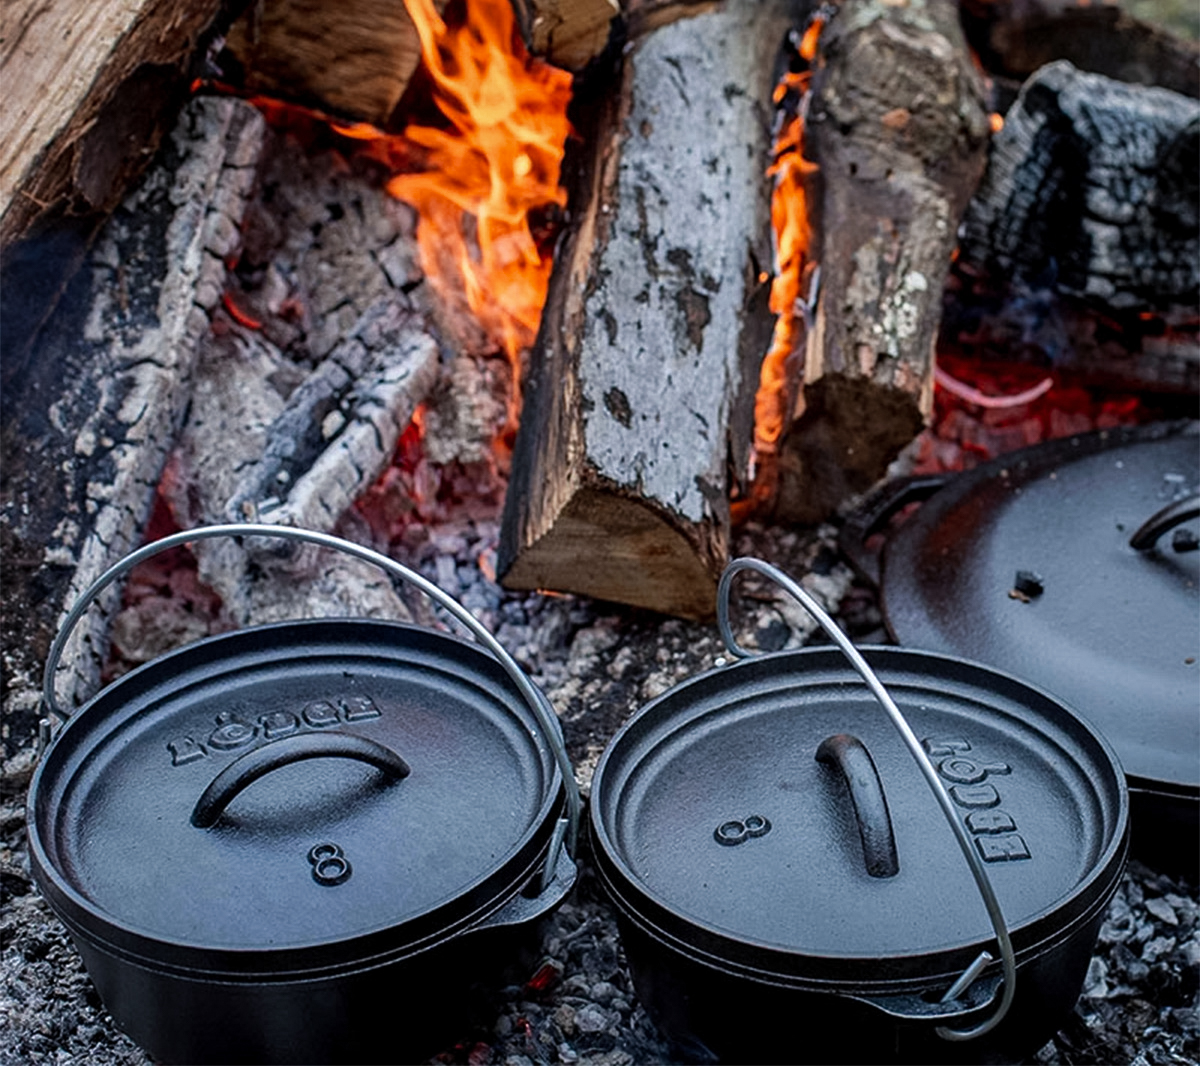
left=2, top=0, right=1198, bottom=1062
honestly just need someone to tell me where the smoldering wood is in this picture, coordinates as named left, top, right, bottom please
left=222, top=0, right=448, bottom=128
left=498, top=0, right=794, bottom=620
left=161, top=127, right=443, bottom=627
left=0, top=98, right=265, bottom=755
left=771, top=0, right=991, bottom=526
left=957, top=61, right=1200, bottom=318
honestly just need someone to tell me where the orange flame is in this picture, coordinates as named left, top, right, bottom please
left=752, top=31, right=821, bottom=456
left=388, top=0, right=574, bottom=375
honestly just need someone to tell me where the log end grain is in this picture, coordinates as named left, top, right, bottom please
left=498, top=482, right=723, bottom=620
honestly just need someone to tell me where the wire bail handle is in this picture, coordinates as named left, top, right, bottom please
left=716, top=557, right=1017, bottom=1042
left=40, top=523, right=582, bottom=855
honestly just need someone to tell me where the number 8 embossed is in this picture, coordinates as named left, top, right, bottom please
left=713, top=814, right=772, bottom=846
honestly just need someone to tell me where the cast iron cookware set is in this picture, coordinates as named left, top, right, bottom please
left=28, top=419, right=1194, bottom=1064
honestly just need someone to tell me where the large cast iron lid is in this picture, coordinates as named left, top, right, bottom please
left=590, top=647, right=1127, bottom=983
left=30, top=620, right=563, bottom=971
left=878, top=422, right=1199, bottom=794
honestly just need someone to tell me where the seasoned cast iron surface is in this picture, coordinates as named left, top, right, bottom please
left=2, top=522, right=1197, bottom=1066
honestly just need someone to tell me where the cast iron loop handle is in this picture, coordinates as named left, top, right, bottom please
left=41, top=523, right=581, bottom=855
left=716, top=557, right=1017, bottom=1043
left=815, top=734, right=899, bottom=879
left=191, top=731, right=411, bottom=829
left=837, top=474, right=949, bottom=586
left=1128, top=494, right=1200, bottom=551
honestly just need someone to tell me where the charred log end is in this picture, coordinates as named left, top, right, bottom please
left=773, top=376, right=925, bottom=527
left=497, top=482, right=723, bottom=621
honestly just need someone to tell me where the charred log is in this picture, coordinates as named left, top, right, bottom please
left=0, top=98, right=265, bottom=755
left=771, top=0, right=991, bottom=526
left=498, top=0, right=795, bottom=620
left=958, top=61, right=1200, bottom=318
left=162, top=126, right=441, bottom=627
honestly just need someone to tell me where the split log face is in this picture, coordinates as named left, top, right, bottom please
left=512, top=0, right=619, bottom=70
left=223, top=0, right=448, bottom=127
left=498, top=0, right=792, bottom=620
left=0, top=0, right=232, bottom=249
left=773, top=0, right=990, bottom=525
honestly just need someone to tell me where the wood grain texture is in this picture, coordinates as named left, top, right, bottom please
left=0, top=0, right=229, bottom=247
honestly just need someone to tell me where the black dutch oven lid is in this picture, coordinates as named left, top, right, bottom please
left=28, top=527, right=578, bottom=978
left=864, top=421, right=1199, bottom=796
left=591, top=637, right=1127, bottom=990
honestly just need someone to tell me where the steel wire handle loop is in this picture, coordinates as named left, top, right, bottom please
left=41, top=523, right=581, bottom=854
left=716, top=557, right=1017, bottom=1042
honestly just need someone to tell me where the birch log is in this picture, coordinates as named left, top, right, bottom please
left=497, top=0, right=796, bottom=619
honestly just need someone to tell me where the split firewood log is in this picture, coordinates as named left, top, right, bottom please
left=512, top=0, right=619, bottom=69
left=771, top=0, right=991, bottom=525
left=0, top=98, right=265, bottom=754
left=0, top=0, right=235, bottom=371
left=497, top=0, right=797, bottom=619
left=222, top=0, right=448, bottom=128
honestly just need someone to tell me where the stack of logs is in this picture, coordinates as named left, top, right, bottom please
left=2, top=0, right=1197, bottom=753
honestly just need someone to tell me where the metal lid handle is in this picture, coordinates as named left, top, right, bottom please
left=190, top=731, right=411, bottom=829
left=1129, top=493, right=1200, bottom=551
left=41, top=523, right=581, bottom=854
left=717, top=557, right=1017, bottom=1043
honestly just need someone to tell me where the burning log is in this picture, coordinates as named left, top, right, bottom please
left=512, top=0, right=619, bottom=70
left=958, top=62, right=1200, bottom=322
left=222, top=0, right=448, bottom=128
left=0, top=97, right=265, bottom=749
left=771, top=0, right=991, bottom=526
left=497, top=0, right=794, bottom=620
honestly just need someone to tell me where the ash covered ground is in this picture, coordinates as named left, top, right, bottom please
left=2, top=518, right=1197, bottom=1066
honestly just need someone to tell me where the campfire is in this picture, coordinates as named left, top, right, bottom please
left=1, top=0, right=1198, bottom=1062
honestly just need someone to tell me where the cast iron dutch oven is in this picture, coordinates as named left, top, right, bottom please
left=839, top=420, right=1198, bottom=874
left=590, top=560, right=1129, bottom=1065
left=27, top=525, right=581, bottom=1066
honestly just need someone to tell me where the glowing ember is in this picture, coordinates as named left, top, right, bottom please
left=388, top=0, right=574, bottom=379
left=752, top=19, right=823, bottom=459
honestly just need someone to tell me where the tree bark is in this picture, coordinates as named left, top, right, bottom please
left=497, top=0, right=794, bottom=620
left=772, top=0, right=991, bottom=525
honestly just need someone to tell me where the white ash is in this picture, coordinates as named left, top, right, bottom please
left=3, top=520, right=1197, bottom=1066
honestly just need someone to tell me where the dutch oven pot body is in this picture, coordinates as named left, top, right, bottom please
left=28, top=618, right=575, bottom=1065
left=590, top=646, right=1129, bottom=1065
left=840, top=421, right=1198, bottom=875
